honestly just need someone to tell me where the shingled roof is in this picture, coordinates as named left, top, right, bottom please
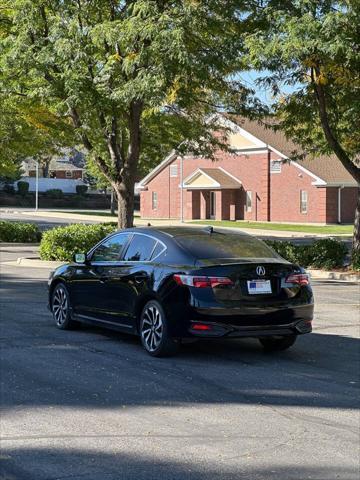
left=228, top=116, right=357, bottom=186
left=183, top=167, right=242, bottom=189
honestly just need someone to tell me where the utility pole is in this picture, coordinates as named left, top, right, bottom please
left=35, top=161, right=39, bottom=211
left=180, top=155, right=184, bottom=223
left=110, top=188, right=115, bottom=216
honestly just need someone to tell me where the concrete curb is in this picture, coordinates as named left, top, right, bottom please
left=11, top=257, right=360, bottom=281
left=308, top=269, right=360, bottom=282
left=0, top=243, right=40, bottom=247
left=16, top=257, right=65, bottom=269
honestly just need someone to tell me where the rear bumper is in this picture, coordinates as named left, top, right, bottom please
left=188, top=318, right=312, bottom=338
left=185, top=302, right=314, bottom=338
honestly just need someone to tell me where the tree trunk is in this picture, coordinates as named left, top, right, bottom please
left=42, top=158, right=51, bottom=178
left=114, top=179, right=135, bottom=229
left=312, top=74, right=360, bottom=256
left=353, top=188, right=360, bottom=255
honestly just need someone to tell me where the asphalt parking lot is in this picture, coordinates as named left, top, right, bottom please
left=0, top=245, right=359, bottom=480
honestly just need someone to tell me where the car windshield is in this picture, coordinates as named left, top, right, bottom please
left=175, top=232, right=279, bottom=260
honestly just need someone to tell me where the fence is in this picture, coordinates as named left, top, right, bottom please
left=15, top=177, right=86, bottom=194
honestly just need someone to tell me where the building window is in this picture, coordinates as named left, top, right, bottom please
left=246, top=191, right=252, bottom=212
left=300, top=190, right=308, bottom=213
left=270, top=160, right=282, bottom=173
left=170, top=164, right=178, bottom=177
left=152, top=191, right=158, bottom=210
left=65, top=170, right=72, bottom=178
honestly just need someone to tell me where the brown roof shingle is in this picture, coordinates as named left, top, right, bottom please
left=228, top=116, right=357, bottom=185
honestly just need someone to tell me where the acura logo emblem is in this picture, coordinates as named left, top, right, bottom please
left=256, top=266, right=266, bottom=276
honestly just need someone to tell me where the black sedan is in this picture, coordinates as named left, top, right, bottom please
left=48, top=226, right=313, bottom=357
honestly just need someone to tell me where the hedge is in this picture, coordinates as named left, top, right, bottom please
left=39, top=223, right=116, bottom=261
left=17, top=181, right=29, bottom=196
left=0, top=221, right=41, bottom=243
left=352, top=250, right=360, bottom=271
left=76, top=184, right=88, bottom=196
left=45, top=189, right=63, bottom=199
left=3, top=184, right=15, bottom=194
left=37, top=222, right=352, bottom=269
left=266, top=238, right=348, bottom=270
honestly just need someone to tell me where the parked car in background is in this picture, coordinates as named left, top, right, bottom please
left=48, top=227, right=314, bottom=357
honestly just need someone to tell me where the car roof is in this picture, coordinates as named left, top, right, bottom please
left=118, top=226, right=251, bottom=239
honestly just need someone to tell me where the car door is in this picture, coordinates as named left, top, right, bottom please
left=99, top=233, right=161, bottom=327
left=70, top=233, right=132, bottom=326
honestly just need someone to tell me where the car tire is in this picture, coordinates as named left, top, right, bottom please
left=140, top=300, right=179, bottom=357
left=51, top=283, right=77, bottom=330
left=259, top=335, right=297, bottom=352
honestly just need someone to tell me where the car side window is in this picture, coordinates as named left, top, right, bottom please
left=91, top=234, right=131, bottom=262
left=151, top=242, right=165, bottom=260
left=123, top=234, right=156, bottom=262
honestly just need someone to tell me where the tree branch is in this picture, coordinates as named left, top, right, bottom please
left=312, top=67, right=360, bottom=183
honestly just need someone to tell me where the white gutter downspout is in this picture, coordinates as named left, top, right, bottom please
left=180, top=155, right=184, bottom=223
left=338, top=186, right=344, bottom=223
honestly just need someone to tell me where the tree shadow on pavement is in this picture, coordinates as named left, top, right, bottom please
left=0, top=448, right=358, bottom=480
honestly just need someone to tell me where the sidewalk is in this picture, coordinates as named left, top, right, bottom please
left=4, top=208, right=352, bottom=240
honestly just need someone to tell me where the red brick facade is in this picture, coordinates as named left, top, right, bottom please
left=29, top=169, right=83, bottom=179
left=140, top=133, right=358, bottom=225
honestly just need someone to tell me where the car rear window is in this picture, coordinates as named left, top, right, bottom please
left=175, top=233, right=279, bottom=260
left=123, top=234, right=157, bottom=262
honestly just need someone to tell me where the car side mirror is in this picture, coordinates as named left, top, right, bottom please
left=74, top=253, right=87, bottom=264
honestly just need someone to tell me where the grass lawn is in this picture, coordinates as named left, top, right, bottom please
left=191, top=220, right=353, bottom=235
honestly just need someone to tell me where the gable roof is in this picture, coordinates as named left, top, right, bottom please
left=227, top=116, right=356, bottom=186
left=139, top=114, right=357, bottom=188
left=183, top=167, right=242, bottom=189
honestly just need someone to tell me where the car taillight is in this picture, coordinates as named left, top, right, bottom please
left=191, top=323, right=212, bottom=331
left=173, top=274, right=234, bottom=288
left=285, top=273, right=310, bottom=286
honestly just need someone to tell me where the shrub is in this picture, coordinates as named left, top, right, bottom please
left=45, top=188, right=63, bottom=199
left=351, top=250, right=360, bottom=271
left=3, top=184, right=15, bottom=194
left=266, top=240, right=298, bottom=264
left=76, top=184, right=88, bottom=196
left=17, top=181, right=29, bottom=196
left=0, top=221, right=41, bottom=242
left=308, top=238, right=348, bottom=269
left=266, top=238, right=347, bottom=269
left=39, top=223, right=116, bottom=261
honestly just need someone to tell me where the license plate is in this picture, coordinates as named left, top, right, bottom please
left=247, top=279, right=272, bottom=294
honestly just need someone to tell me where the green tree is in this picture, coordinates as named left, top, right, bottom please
left=246, top=0, right=360, bottom=251
left=1, top=0, right=258, bottom=228
left=0, top=3, right=74, bottom=178
left=0, top=95, right=74, bottom=178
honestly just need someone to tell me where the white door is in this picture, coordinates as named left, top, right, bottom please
left=210, top=191, right=216, bottom=219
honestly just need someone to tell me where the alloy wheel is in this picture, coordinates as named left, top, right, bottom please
left=141, top=305, right=164, bottom=352
left=52, top=286, right=68, bottom=326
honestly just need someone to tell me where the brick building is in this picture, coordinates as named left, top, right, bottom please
left=139, top=115, right=358, bottom=224
left=27, top=159, right=83, bottom=180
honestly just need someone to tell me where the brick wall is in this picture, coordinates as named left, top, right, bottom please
left=340, top=187, right=358, bottom=223
left=326, top=188, right=339, bottom=223
left=140, top=149, right=357, bottom=224
left=270, top=161, right=326, bottom=223
left=141, top=150, right=272, bottom=220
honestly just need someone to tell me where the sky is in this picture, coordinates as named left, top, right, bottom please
left=239, top=70, right=301, bottom=105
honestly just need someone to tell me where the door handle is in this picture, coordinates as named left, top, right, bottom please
left=99, top=276, right=110, bottom=283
